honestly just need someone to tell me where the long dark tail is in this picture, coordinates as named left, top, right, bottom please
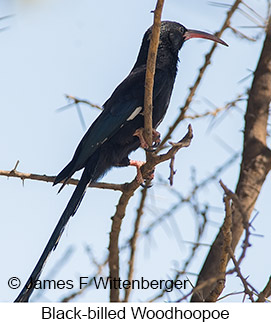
left=14, top=166, right=92, bottom=302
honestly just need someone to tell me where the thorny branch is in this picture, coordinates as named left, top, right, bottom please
left=228, top=248, right=255, bottom=302
left=0, top=163, right=124, bottom=192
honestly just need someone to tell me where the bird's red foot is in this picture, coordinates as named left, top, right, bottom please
left=129, top=160, right=145, bottom=183
left=133, top=128, right=161, bottom=150
left=129, top=160, right=155, bottom=186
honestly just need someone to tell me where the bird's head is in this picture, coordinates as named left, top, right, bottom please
left=158, top=21, right=228, bottom=52
left=134, top=21, right=228, bottom=71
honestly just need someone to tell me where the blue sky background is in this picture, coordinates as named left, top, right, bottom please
left=1, top=0, right=270, bottom=302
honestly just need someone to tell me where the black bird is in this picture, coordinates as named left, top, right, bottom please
left=15, top=21, right=227, bottom=302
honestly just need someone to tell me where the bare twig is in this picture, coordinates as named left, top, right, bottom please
left=56, top=95, right=102, bottom=130
left=228, top=248, right=255, bottom=302
left=168, top=156, right=176, bottom=186
left=228, top=26, right=257, bottom=41
left=63, top=94, right=102, bottom=111
left=0, top=14, right=13, bottom=32
left=124, top=187, right=148, bottom=302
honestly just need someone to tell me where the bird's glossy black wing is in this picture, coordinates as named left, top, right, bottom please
left=54, top=67, right=167, bottom=185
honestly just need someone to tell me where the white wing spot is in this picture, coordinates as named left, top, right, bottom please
left=127, top=106, right=142, bottom=121
left=101, top=137, right=108, bottom=144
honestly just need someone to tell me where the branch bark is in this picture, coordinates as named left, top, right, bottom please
left=191, top=15, right=271, bottom=302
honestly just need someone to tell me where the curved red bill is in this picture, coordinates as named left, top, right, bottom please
left=184, top=29, right=228, bottom=47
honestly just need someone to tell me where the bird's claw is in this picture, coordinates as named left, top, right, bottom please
left=144, top=139, right=161, bottom=152
left=140, top=181, right=153, bottom=189
left=134, top=128, right=161, bottom=151
left=144, top=147, right=156, bottom=153
left=140, top=168, right=155, bottom=188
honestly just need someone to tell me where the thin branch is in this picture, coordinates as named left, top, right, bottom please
left=63, top=94, right=102, bottom=111
left=228, top=248, right=255, bottom=302
left=123, top=187, right=148, bottom=302
left=228, top=25, right=257, bottom=41
left=56, top=95, right=102, bottom=131
left=0, top=164, right=124, bottom=192
left=0, top=15, right=14, bottom=21
left=217, top=290, right=244, bottom=301
left=0, top=14, right=13, bottom=32
left=168, top=156, right=176, bottom=186
left=241, top=2, right=266, bottom=23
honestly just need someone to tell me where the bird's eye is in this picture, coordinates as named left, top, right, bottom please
left=179, top=26, right=185, bottom=34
